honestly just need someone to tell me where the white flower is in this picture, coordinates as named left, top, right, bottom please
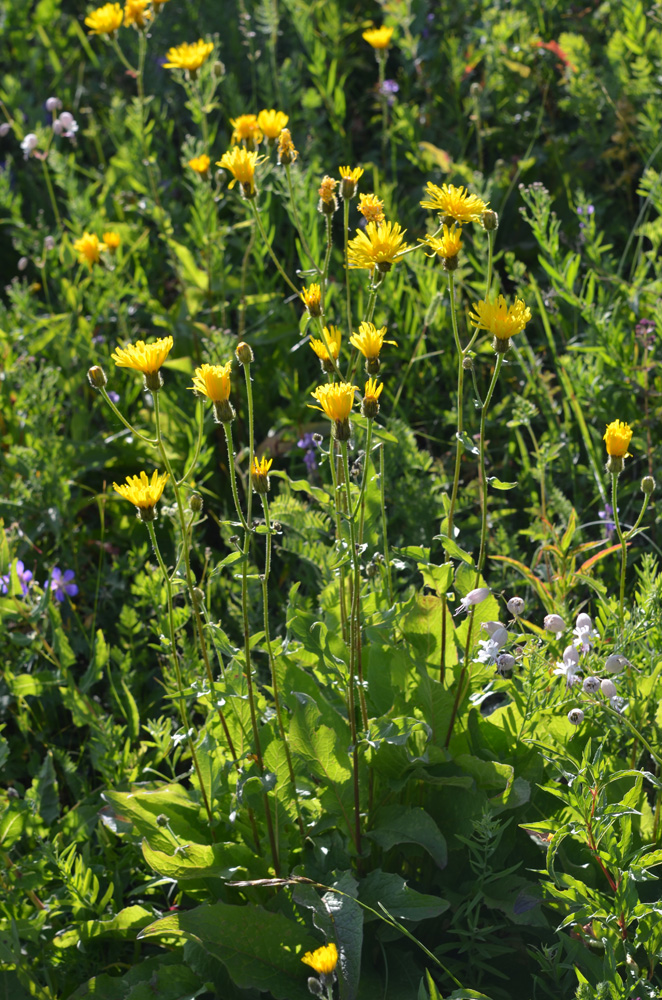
left=554, top=644, right=581, bottom=688
left=574, top=612, right=598, bottom=653
left=507, top=596, right=524, bottom=616
left=544, top=613, right=566, bottom=634
left=55, top=112, right=78, bottom=138
left=481, top=620, right=503, bottom=636
left=604, top=654, right=629, bottom=675
left=46, top=97, right=62, bottom=112
left=20, top=132, right=38, bottom=159
left=475, top=626, right=508, bottom=664
left=455, top=587, right=490, bottom=615
left=0, top=122, right=11, bottom=137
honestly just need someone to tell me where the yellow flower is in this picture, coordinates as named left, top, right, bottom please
left=604, top=420, right=633, bottom=458
left=362, top=377, right=383, bottom=419
left=123, top=0, right=151, bottom=28
left=362, top=26, right=394, bottom=49
left=358, top=192, right=385, bottom=224
left=318, top=175, right=338, bottom=214
left=103, top=230, right=121, bottom=251
left=301, top=283, right=322, bottom=317
left=420, top=182, right=488, bottom=224
left=73, top=232, right=107, bottom=269
left=277, top=128, right=297, bottom=165
left=113, top=470, right=168, bottom=520
left=310, top=383, right=357, bottom=423
left=347, top=220, right=408, bottom=273
left=310, top=325, right=342, bottom=365
left=424, top=224, right=462, bottom=260
left=302, top=943, right=339, bottom=977
left=469, top=295, right=531, bottom=348
left=190, top=362, right=232, bottom=402
left=251, top=455, right=273, bottom=494
left=230, top=114, right=263, bottom=147
left=163, top=39, right=214, bottom=73
left=339, top=165, right=364, bottom=199
left=112, top=336, right=174, bottom=374
left=217, top=147, right=260, bottom=197
left=188, top=154, right=211, bottom=174
left=350, top=321, right=396, bottom=360
left=257, top=109, right=289, bottom=140
left=85, top=2, right=123, bottom=35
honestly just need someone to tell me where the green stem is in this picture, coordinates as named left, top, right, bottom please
left=285, top=163, right=320, bottom=273
left=320, top=213, right=333, bottom=314
left=611, top=471, right=627, bottom=629
left=343, top=197, right=353, bottom=335
left=222, top=421, right=249, bottom=530
left=446, top=272, right=465, bottom=536
left=98, top=387, right=156, bottom=444
left=475, top=354, right=504, bottom=582
left=378, top=443, right=394, bottom=606
left=341, top=441, right=369, bottom=732
left=41, top=159, right=61, bottom=229
left=243, top=364, right=255, bottom=530
left=329, top=440, right=349, bottom=642
left=178, top=399, right=205, bottom=485
left=146, top=520, right=215, bottom=832
left=486, top=229, right=495, bottom=298
left=249, top=200, right=300, bottom=295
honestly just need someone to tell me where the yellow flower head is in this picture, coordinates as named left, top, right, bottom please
left=85, top=2, right=123, bottom=35
left=188, top=154, right=211, bottom=174
left=362, top=376, right=383, bottom=418
left=339, top=165, right=364, bottom=199
left=251, top=455, right=273, bottom=494
left=318, top=176, right=337, bottom=204
left=73, top=232, right=107, bottom=269
left=347, top=220, right=408, bottom=273
left=604, top=420, right=633, bottom=458
left=190, top=362, right=232, bottom=403
left=113, top=470, right=168, bottom=519
left=310, top=325, right=342, bottom=363
left=163, top=39, right=214, bottom=73
left=230, top=114, right=263, bottom=147
left=217, top=147, right=260, bottom=197
left=469, top=295, right=531, bottom=341
left=310, top=383, right=357, bottom=423
left=123, top=0, right=152, bottom=29
left=103, top=230, right=121, bottom=251
left=357, top=192, right=385, bottom=224
left=424, top=224, right=463, bottom=260
left=302, top=943, right=339, bottom=977
left=362, top=26, right=394, bottom=49
left=257, top=109, right=289, bottom=140
left=420, top=182, right=488, bottom=224
left=301, top=283, right=322, bottom=317
left=112, top=336, right=174, bottom=375
left=277, top=128, right=298, bottom=165
left=350, top=321, right=396, bottom=359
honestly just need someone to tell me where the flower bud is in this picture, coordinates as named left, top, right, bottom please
left=604, top=653, right=629, bottom=675
left=641, top=475, right=656, bottom=496
left=600, top=678, right=617, bottom=699
left=46, top=97, right=62, bottom=112
left=507, top=596, right=524, bottom=617
left=307, top=978, right=324, bottom=997
left=567, top=708, right=584, bottom=726
left=213, top=60, right=226, bottom=78
left=0, top=122, right=11, bottom=138
left=481, top=210, right=499, bottom=231
left=481, top=620, right=503, bottom=636
left=189, top=493, right=203, bottom=512
left=52, top=118, right=64, bottom=135
left=544, top=613, right=566, bottom=633
left=43, top=235, right=55, bottom=251
left=463, top=587, right=490, bottom=608
left=213, top=399, right=236, bottom=424
left=192, top=587, right=205, bottom=606
left=87, top=365, right=108, bottom=389
left=496, top=653, right=515, bottom=677
left=583, top=676, right=600, bottom=694
left=236, top=341, right=254, bottom=365
left=18, top=256, right=28, bottom=271
left=156, top=813, right=169, bottom=827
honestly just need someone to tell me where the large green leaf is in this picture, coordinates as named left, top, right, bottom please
left=101, top=785, right=209, bottom=851
left=359, top=870, right=449, bottom=922
left=142, top=839, right=260, bottom=881
left=367, top=806, right=447, bottom=869
left=139, top=902, right=320, bottom=1000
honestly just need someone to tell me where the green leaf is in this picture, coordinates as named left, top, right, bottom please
left=80, top=629, right=108, bottom=694
left=142, top=840, right=258, bottom=881
left=434, top=534, right=474, bottom=565
left=486, top=477, right=518, bottom=490
left=139, top=902, right=321, bottom=1000
left=367, top=806, right=447, bottom=868
left=101, top=785, right=210, bottom=851
left=360, top=870, right=449, bottom=922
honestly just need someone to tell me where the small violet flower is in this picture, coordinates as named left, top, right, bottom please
left=297, top=431, right=318, bottom=473
left=46, top=567, right=78, bottom=603
left=598, top=502, right=617, bottom=538
left=0, top=559, right=33, bottom=596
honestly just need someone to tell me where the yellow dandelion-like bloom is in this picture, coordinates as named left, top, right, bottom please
left=251, top=455, right=273, bottom=494
left=310, top=383, right=357, bottom=423
left=347, top=220, right=408, bottom=273
left=339, top=165, right=364, bottom=199
left=277, top=128, right=298, bottom=165
left=424, top=224, right=463, bottom=259
left=318, top=176, right=337, bottom=203
left=604, top=420, right=633, bottom=458
left=85, top=2, right=123, bottom=35
left=188, top=154, right=211, bottom=174
left=73, top=232, right=107, bottom=269
left=362, top=26, right=394, bottom=49
left=350, top=322, right=396, bottom=360
left=190, top=362, right=232, bottom=403
left=301, top=943, right=339, bottom=977
left=163, top=39, right=214, bottom=72
left=230, top=113, right=263, bottom=147
left=310, top=325, right=342, bottom=363
left=217, top=147, right=260, bottom=197
left=469, top=295, right=532, bottom=343
left=257, top=109, right=289, bottom=140
left=112, top=336, right=174, bottom=375
left=113, top=470, right=168, bottom=511
left=420, top=182, right=488, bottom=224
left=123, top=0, right=151, bottom=29
left=357, top=192, right=385, bottom=224
left=103, top=230, right=121, bottom=251
left=362, top=376, right=383, bottom=418
left=301, top=283, right=322, bottom=317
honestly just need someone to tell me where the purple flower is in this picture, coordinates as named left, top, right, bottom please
left=379, top=79, right=399, bottom=106
left=108, top=390, right=120, bottom=404
left=297, top=432, right=316, bottom=450
left=303, top=449, right=317, bottom=472
left=0, top=559, right=33, bottom=596
left=46, top=567, right=78, bottom=602
left=298, top=432, right=318, bottom=472
left=598, top=502, right=617, bottom=537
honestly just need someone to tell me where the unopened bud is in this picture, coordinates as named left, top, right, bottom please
left=0, top=122, right=11, bottom=138
left=307, top=978, right=324, bottom=997
left=605, top=654, right=629, bottom=675
left=189, top=493, right=203, bottom=512
left=18, top=256, right=28, bottom=271
left=213, top=60, right=226, bottom=78
left=236, top=341, right=254, bottom=364
left=601, top=678, right=617, bottom=699
left=544, top=614, right=566, bottom=633
left=87, top=365, right=107, bottom=389
left=641, top=475, right=655, bottom=496
left=481, top=210, right=499, bottom=231
left=507, top=596, right=524, bottom=617
left=496, top=653, right=515, bottom=677
left=156, top=813, right=169, bottom=827
left=583, top=676, right=600, bottom=694
left=192, top=587, right=205, bottom=606
left=462, top=355, right=474, bottom=370
left=567, top=708, right=584, bottom=726
left=213, top=399, right=236, bottom=423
